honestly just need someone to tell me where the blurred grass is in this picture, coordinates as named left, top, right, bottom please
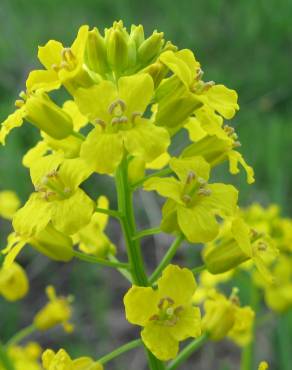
left=0, top=0, right=291, bottom=369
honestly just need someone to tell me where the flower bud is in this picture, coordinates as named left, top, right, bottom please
left=130, top=24, right=145, bottom=48
left=25, top=93, right=73, bottom=139
left=138, top=31, right=164, bottom=64
left=203, top=240, right=249, bottom=274
left=202, top=293, right=235, bottom=340
left=155, top=91, right=202, bottom=129
left=107, top=21, right=129, bottom=73
left=85, top=27, right=109, bottom=75
left=0, top=262, right=29, bottom=301
left=30, top=223, right=73, bottom=262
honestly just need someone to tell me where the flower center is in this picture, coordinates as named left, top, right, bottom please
left=52, top=48, right=77, bottom=72
left=35, top=170, right=71, bottom=201
left=181, top=170, right=212, bottom=206
left=149, top=297, right=183, bottom=327
left=94, top=99, right=142, bottom=132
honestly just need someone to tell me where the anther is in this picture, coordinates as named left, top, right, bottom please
left=62, top=48, right=75, bottom=62
left=131, top=111, right=142, bottom=123
left=197, top=177, right=207, bottom=186
left=108, top=99, right=126, bottom=115
left=203, top=81, right=215, bottom=91
left=198, top=188, right=212, bottom=196
left=233, top=141, right=242, bottom=148
left=94, top=118, right=106, bottom=128
left=182, top=194, right=192, bottom=204
left=196, top=68, right=204, bottom=81
left=186, top=171, right=196, bottom=184
left=111, top=116, right=128, bottom=125
left=257, top=241, right=267, bottom=251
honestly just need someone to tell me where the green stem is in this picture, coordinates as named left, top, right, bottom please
left=73, top=250, right=129, bottom=269
left=132, top=227, right=161, bottom=241
left=0, top=342, right=15, bottom=370
left=98, top=339, right=142, bottom=364
left=95, top=207, right=122, bottom=219
left=115, top=157, right=148, bottom=286
left=191, top=264, right=206, bottom=275
left=115, top=157, right=165, bottom=370
left=149, top=234, right=184, bottom=284
left=240, top=282, right=259, bottom=370
left=5, top=325, right=36, bottom=347
left=167, top=333, right=208, bottom=370
left=131, top=167, right=173, bottom=190
left=108, top=255, right=133, bottom=283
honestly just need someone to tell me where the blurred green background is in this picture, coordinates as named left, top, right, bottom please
left=0, top=0, right=291, bottom=369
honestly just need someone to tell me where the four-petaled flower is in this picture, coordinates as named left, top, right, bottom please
left=124, top=264, right=201, bottom=361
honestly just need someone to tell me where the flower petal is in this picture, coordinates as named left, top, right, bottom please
left=204, top=183, right=238, bottom=217
left=123, top=118, right=170, bottom=163
left=51, top=189, right=94, bottom=235
left=74, top=81, right=117, bottom=122
left=38, top=40, right=63, bottom=70
left=206, top=85, right=239, bottom=119
left=169, top=306, right=201, bottom=341
left=169, top=156, right=210, bottom=183
left=118, top=73, right=154, bottom=116
left=124, top=286, right=159, bottom=326
left=177, top=204, right=218, bottom=243
left=81, top=128, right=123, bottom=174
left=26, top=69, right=60, bottom=92
left=144, top=177, right=183, bottom=203
left=141, top=323, right=179, bottom=361
left=157, top=264, right=197, bottom=305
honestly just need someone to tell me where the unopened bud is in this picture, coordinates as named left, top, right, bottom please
left=138, top=31, right=164, bottom=65
left=25, top=93, right=73, bottom=139
left=130, top=24, right=145, bottom=48
left=203, top=240, right=250, bottom=274
left=107, top=22, right=129, bottom=73
left=85, top=27, right=109, bottom=75
left=30, top=224, right=73, bottom=262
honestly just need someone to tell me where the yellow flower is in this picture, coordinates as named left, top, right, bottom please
left=74, top=73, right=170, bottom=174
left=0, top=90, right=74, bottom=145
left=202, top=289, right=254, bottom=346
left=258, top=361, right=269, bottom=370
left=33, top=286, right=73, bottom=332
left=5, top=342, right=42, bottom=370
left=42, top=348, right=103, bottom=370
left=27, top=25, right=92, bottom=94
left=13, top=156, right=94, bottom=236
left=0, top=262, right=29, bottom=301
left=74, top=196, right=116, bottom=258
left=0, top=190, right=20, bottom=219
left=124, top=264, right=201, bottom=361
left=263, top=255, right=292, bottom=312
left=144, top=156, right=238, bottom=243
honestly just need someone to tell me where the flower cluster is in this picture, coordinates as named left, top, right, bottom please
left=0, top=21, right=289, bottom=370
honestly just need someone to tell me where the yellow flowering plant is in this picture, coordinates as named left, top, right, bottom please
left=0, top=21, right=290, bottom=370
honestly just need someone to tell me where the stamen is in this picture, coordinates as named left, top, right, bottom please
left=182, top=194, right=192, bottom=204
left=94, top=118, right=106, bottom=128
left=131, top=111, right=142, bottom=123
left=186, top=171, right=196, bottom=184
left=197, top=188, right=212, bottom=196
left=108, top=99, right=126, bottom=115
left=233, top=141, right=242, bottom=148
left=111, top=116, right=128, bottom=125
left=15, top=100, right=24, bottom=108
